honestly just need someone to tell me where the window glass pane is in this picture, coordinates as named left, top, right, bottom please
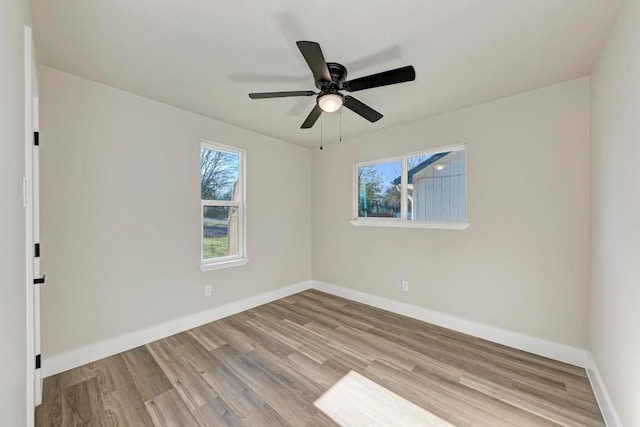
left=201, top=147, right=239, bottom=201
left=407, top=150, right=466, bottom=222
left=203, top=206, right=238, bottom=259
left=357, top=160, right=401, bottom=218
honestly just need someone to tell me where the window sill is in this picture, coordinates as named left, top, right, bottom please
left=350, top=219, right=469, bottom=230
left=200, top=258, right=250, bottom=271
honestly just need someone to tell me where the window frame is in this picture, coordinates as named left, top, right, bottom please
left=200, top=140, right=249, bottom=271
left=351, top=143, right=469, bottom=230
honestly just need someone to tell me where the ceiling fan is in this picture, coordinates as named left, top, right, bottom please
left=249, top=41, right=416, bottom=129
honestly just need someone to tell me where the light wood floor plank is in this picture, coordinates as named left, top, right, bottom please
left=37, top=290, right=604, bottom=426
left=145, top=389, right=200, bottom=427
left=63, top=378, right=106, bottom=427
left=146, top=340, right=219, bottom=411
left=121, top=346, right=173, bottom=402
left=35, top=374, right=64, bottom=426
left=191, top=397, right=243, bottom=427
left=186, top=325, right=226, bottom=351
left=94, top=354, right=155, bottom=427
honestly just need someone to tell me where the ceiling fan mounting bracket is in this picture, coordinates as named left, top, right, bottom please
left=316, top=62, right=348, bottom=90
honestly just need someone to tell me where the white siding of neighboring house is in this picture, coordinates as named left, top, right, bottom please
left=412, top=150, right=466, bottom=221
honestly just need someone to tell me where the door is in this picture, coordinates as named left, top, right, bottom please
left=24, top=25, right=42, bottom=419
left=32, top=80, right=42, bottom=406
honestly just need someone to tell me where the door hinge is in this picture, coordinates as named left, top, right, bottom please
left=35, top=354, right=41, bottom=370
left=34, top=275, right=45, bottom=285
left=34, top=131, right=39, bottom=146
left=35, top=243, right=40, bottom=258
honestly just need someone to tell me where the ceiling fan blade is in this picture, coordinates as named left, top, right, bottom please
left=344, top=65, right=416, bottom=92
left=343, top=96, right=383, bottom=122
left=249, top=91, right=315, bottom=99
left=296, top=41, right=332, bottom=83
left=301, top=104, right=322, bottom=129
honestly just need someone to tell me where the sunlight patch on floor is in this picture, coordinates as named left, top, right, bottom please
left=314, top=370, right=455, bottom=427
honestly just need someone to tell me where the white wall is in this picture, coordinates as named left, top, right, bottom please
left=0, top=0, right=30, bottom=425
left=313, top=78, right=590, bottom=348
left=590, top=0, right=640, bottom=424
left=39, top=66, right=312, bottom=357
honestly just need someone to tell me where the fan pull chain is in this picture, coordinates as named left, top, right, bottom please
left=320, top=114, right=323, bottom=150
left=340, top=108, right=342, bottom=142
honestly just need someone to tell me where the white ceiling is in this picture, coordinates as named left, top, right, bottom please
left=31, top=0, right=619, bottom=148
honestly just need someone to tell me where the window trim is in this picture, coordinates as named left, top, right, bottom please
left=352, top=143, right=469, bottom=229
left=200, top=140, right=249, bottom=271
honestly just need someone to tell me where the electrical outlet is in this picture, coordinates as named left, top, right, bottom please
left=204, top=285, right=212, bottom=297
left=401, top=280, right=409, bottom=292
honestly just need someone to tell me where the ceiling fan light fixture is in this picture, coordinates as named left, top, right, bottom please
left=318, top=93, right=343, bottom=113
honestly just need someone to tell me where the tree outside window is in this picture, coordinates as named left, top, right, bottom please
left=200, top=143, right=245, bottom=264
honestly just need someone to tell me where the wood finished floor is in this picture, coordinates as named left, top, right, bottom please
left=36, top=290, right=604, bottom=427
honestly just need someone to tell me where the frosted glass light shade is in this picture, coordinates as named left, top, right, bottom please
left=318, top=93, right=343, bottom=113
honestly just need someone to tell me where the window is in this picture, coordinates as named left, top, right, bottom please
left=200, top=141, right=248, bottom=270
left=352, top=144, right=468, bottom=229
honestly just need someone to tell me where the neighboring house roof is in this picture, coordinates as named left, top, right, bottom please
left=392, top=152, right=451, bottom=185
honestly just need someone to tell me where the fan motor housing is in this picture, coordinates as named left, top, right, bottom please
left=316, top=62, right=348, bottom=90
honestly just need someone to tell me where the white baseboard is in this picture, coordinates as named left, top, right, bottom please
left=43, top=278, right=590, bottom=373
left=43, top=277, right=622, bottom=426
left=45, top=278, right=618, bottom=423
left=585, top=352, right=623, bottom=427
left=42, top=280, right=312, bottom=377
left=311, top=280, right=589, bottom=368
